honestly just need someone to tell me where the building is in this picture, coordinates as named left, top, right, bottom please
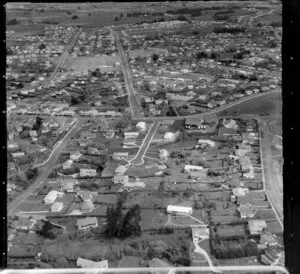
left=70, top=151, right=82, bottom=161
left=197, top=139, right=215, bottom=147
left=61, top=179, right=76, bottom=193
left=80, top=168, right=97, bottom=177
left=81, top=200, right=94, bottom=213
left=62, top=160, right=73, bottom=170
left=124, top=132, right=139, bottom=139
left=123, top=181, right=145, bottom=190
left=112, top=152, right=129, bottom=161
left=188, top=170, right=207, bottom=179
left=114, top=165, right=127, bottom=175
left=78, top=191, right=93, bottom=202
left=77, top=258, right=108, bottom=269
left=248, top=220, right=267, bottom=235
left=13, top=218, right=36, bottom=231
left=105, top=130, right=115, bottom=139
left=164, top=132, right=175, bottom=141
left=232, top=187, right=249, bottom=197
left=113, top=175, right=129, bottom=184
left=167, top=205, right=193, bottom=215
left=159, top=149, right=168, bottom=161
left=239, top=155, right=252, bottom=172
left=44, top=190, right=63, bottom=204
left=191, top=225, right=210, bottom=241
left=51, top=202, right=64, bottom=212
left=239, top=205, right=255, bottom=218
left=136, top=121, right=146, bottom=131
left=261, top=244, right=284, bottom=266
left=184, top=165, right=204, bottom=173
left=77, top=217, right=98, bottom=230
left=223, top=119, right=238, bottom=129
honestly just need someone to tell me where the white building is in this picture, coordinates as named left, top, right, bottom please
left=136, top=121, right=146, bottom=132
left=51, top=202, right=64, bottom=212
left=184, top=165, right=204, bottom=173
left=232, top=187, right=249, bottom=197
left=112, top=152, right=129, bottom=161
left=70, top=151, right=82, bottom=161
left=80, top=169, right=97, bottom=177
left=62, top=160, right=73, bottom=170
left=77, top=217, right=98, bottom=230
left=197, top=139, right=216, bottom=147
left=159, top=149, right=168, bottom=161
left=44, top=190, right=63, bottom=204
left=124, top=132, right=139, bottom=139
left=167, top=205, right=193, bottom=215
left=248, top=220, right=267, bottom=235
left=164, top=132, right=175, bottom=141
left=114, top=165, right=127, bottom=175
left=76, top=258, right=108, bottom=269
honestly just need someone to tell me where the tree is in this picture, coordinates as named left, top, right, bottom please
left=72, top=15, right=78, bottom=20
left=32, top=116, right=43, bottom=131
left=88, top=12, right=91, bottom=17
left=177, top=15, right=187, bottom=21
left=38, top=221, right=56, bottom=239
left=39, top=43, right=46, bottom=50
left=120, top=13, right=123, bottom=18
left=71, top=96, right=80, bottom=105
left=152, top=53, right=159, bottom=62
left=7, top=18, right=19, bottom=25
left=25, top=167, right=38, bottom=181
left=115, top=16, right=119, bottom=21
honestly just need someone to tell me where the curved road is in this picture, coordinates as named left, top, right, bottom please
left=8, top=120, right=82, bottom=216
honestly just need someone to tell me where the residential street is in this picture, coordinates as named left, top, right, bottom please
left=8, top=120, right=82, bottom=216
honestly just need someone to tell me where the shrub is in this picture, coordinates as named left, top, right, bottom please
left=72, top=15, right=78, bottom=20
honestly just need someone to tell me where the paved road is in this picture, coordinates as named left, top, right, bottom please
left=193, top=239, right=218, bottom=272
left=114, top=30, right=143, bottom=119
left=130, top=121, right=160, bottom=165
left=8, top=120, right=82, bottom=216
left=259, top=120, right=283, bottom=228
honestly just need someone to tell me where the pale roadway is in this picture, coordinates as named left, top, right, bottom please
left=8, top=120, right=83, bottom=216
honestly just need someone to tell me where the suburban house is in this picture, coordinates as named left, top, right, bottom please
left=51, top=202, right=64, bottom=212
left=184, top=165, right=204, bottom=173
left=11, top=152, right=25, bottom=158
left=76, top=257, right=108, bottom=269
left=239, top=205, right=256, bottom=218
left=223, top=119, right=238, bottom=129
left=113, top=175, right=129, bottom=185
left=261, top=244, right=285, bottom=266
left=124, top=132, right=139, bottom=139
left=81, top=200, right=94, bottom=213
left=167, top=205, right=193, bottom=215
left=62, top=160, right=73, bottom=170
left=232, top=187, right=250, bottom=197
left=61, top=179, right=76, bottom=193
left=136, top=121, right=146, bottom=131
left=123, top=181, right=145, bottom=191
left=13, top=217, right=36, bottom=231
left=248, top=220, right=267, bottom=235
left=114, top=165, right=127, bottom=175
left=191, top=225, right=210, bottom=241
left=77, top=217, right=98, bottom=230
left=112, top=152, right=129, bottom=161
left=159, top=149, right=169, bottom=161
left=70, top=151, right=82, bottom=161
left=44, top=190, right=64, bottom=204
left=80, top=168, right=97, bottom=177
left=105, top=130, right=115, bottom=139
left=164, top=132, right=175, bottom=142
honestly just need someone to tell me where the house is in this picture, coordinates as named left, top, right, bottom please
left=8, top=142, right=19, bottom=150
left=124, top=132, right=139, bottom=139
left=164, top=132, right=175, bottom=141
left=44, top=190, right=63, bottom=204
left=248, top=220, right=267, bottom=235
left=191, top=225, right=210, bottom=241
left=136, top=121, right=146, bottom=132
left=114, top=165, right=127, bottom=175
left=81, top=200, right=94, bottom=213
left=223, top=119, right=238, bottom=129
left=188, top=170, right=207, bottom=179
left=167, top=205, right=193, bottom=215
left=80, top=168, right=97, bottom=177
left=51, top=202, right=64, bottom=212
left=70, top=151, right=82, bottom=161
left=62, top=160, right=73, bottom=170
left=77, top=217, right=98, bottom=230
left=184, top=165, right=204, bottom=173
left=113, top=175, right=129, bottom=184
left=232, top=187, right=249, bottom=197
left=78, top=191, right=93, bottom=202
left=61, top=179, right=76, bottom=192
left=159, top=149, right=168, bottom=161
left=123, top=181, right=145, bottom=190
left=239, top=205, right=256, bottom=218
left=76, top=257, right=108, bottom=269
left=261, top=244, right=284, bottom=266
left=105, top=130, right=115, bottom=139
left=239, top=155, right=252, bottom=172
left=112, top=152, right=129, bottom=161
left=237, top=192, right=269, bottom=208
left=29, top=130, right=38, bottom=138
left=243, top=165, right=255, bottom=179
left=13, top=217, right=36, bottom=231
left=11, top=152, right=25, bottom=158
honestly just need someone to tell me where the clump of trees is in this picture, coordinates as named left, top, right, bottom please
left=105, top=201, right=141, bottom=239
left=25, top=167, right=38, bottom=181
left=32, top=116, right=43, bottom=131
left=37, top=221, right=56, bottom=239
left=7, top=18, right=20, bottom=25
left=72, top=15, right=79, bottom=20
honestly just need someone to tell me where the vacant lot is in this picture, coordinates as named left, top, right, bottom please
left=63, top=56, right=120, bottom=72
left=218, top=92, right=282, bottom=116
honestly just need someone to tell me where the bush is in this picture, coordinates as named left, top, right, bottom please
left=25, top=167, right=38, bottom=181
left=72, top=15, right=78, bottom=20
left=7, top=18, right=19, bottom=25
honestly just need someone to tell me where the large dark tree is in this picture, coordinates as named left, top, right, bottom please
left=38, top=221, right=56, bottom=239
left=32, top=116, right=43, bottom=131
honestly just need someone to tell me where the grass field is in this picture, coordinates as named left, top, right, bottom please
left=218, top=92, right=282, bottom=117
left=215, top=224, right=246, bottom=238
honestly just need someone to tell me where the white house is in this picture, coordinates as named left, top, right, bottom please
left=77, top=217, right=98, bottom=230
left=114, top=165, right=127, bottom=175
left=167, top=205, right=193, bottom=215
left=112, top=152, right=129, bottom=161
left=113, top=175, right=129, bottom=184
left=248, top=220, right=267, bottom=235
left=76, top=257, right=108, bottom=269
left=70, top=151, right=82, bottom=161
left=80, top=169, right=97, bottom=177
left=62, top=160, right=73, bottom=170
left=136, top=122, right=146, bottom=132
left=124, top=132, right=139, bottom=139
left=159, top=149, right=168, bottom=161
left=184, top=165, right=204, bottom=173
left=44, top=190, right=63, bottom=204
left=164, top=132, right=175, bottom=141
left=232, top=187, right=250, bottom=197
left=51, top=202, right=64, bottom=212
